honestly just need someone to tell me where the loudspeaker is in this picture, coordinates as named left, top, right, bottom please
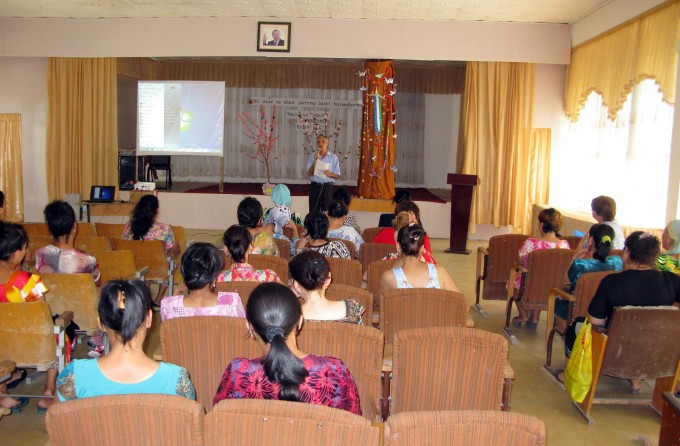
left=118, top=156, right=145, bottom=190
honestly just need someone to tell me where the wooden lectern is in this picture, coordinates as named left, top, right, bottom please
left=445, top=174, right=479, bottom=254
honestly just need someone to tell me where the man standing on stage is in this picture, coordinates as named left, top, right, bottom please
left=307, top=135, right=341, bottom=212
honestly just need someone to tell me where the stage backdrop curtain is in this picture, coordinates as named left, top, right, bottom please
left=47, top=58, right=118, bottom=201
left=565, top=1, right=679, bottom=122
left=460, top=62, right=535, bottom=233
left=0, top=114, right=24, bottom=221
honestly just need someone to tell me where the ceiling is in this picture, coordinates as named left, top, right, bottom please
left=0, top=0, right=613, bottom=24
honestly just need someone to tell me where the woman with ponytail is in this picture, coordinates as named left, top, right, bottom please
left=656, top=220, right=680, bottom=274
left=213, top=282, right=361, bottom=414
left=56, top=280, right=195, bottom=401
left=378, top=225, right=458, bottom=292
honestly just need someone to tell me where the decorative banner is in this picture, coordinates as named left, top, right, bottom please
left=357, top=60, right=396, bottom=200
left=249, top=97, right=361, bottom=109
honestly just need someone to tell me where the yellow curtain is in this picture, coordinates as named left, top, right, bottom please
left=47, top=58, right=118, bottom=200
left=525, top=128, right=551, bottom=231
left=565, top=1, right=680, bottom=121
left=460, top=62, right=535, bottom=232
left=0, top=114, right=24, bottom=222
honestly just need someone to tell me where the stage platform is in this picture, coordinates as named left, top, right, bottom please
left=103, top=182, right=453, bottom=238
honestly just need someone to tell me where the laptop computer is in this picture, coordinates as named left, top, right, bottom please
left=86, top=185, right=115, bottom=203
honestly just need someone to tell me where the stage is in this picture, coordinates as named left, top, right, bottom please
left=102, top=182, right=454, bottom=239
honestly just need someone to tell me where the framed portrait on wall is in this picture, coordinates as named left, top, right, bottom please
left=257, top=22, right=291, bottom=52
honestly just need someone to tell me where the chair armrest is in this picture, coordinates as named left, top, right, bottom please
left=515, top=264, right=528, bottom=274
left=476, top=246, right=489, bottom=280
left=55, top=311, right=74, bottom=327
left=550, top=287, right=576, bottom=302
left=663, top=392, right=680, bottom=413
left=136, top=265, right=150, bottom=280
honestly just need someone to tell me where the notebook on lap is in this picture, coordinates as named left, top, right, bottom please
left=86, top=186, right=115, bottom=203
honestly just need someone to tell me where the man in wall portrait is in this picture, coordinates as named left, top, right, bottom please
left=264, top=29, right=285, bottom=46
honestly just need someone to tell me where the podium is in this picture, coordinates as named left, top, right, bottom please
left=445, top=174, right=479, bottom=255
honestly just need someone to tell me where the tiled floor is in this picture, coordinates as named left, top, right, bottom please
left=0, top=235, right=662, bottom=445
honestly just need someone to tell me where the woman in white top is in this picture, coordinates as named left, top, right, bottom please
left=326, top=200, right=364, bottom=258
left=379, top=225, right=458, bottom=292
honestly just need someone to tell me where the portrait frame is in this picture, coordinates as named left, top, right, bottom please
left=257, top=22, right=291, bottom=53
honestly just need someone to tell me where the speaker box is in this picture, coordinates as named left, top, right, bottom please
left=118, top=156, right=145, bottom=190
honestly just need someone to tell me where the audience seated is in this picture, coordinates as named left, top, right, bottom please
left=0, top=222, right=52, bottom=413
left=262, top=205, right=297, bottom=257
left=378, top=190, right=411, bottom=228
left=161, top=243, right=245, bottom=321
left=580, top=195, right=625, bottom=250
left=656, top=220, right=680, bottom=274
left=332, top=188, right=362, bottom=233
left=554, top=223, right=623, bottom=320
left=219, top=225, right=280, bottom=283
left=213, top=282, right=361, bottom=415
left=296, top=211, right=350, bottom=259
left=264, top=184, right=303, bottom=226
left=56, top=279, right=196, bottom=401
left=237, top=197, right=279, bottom=256
left=511, top=208, right=570, bottom=328
left=374, top=200, right=433, bottom=257
left=327, top=200, right=364, bottom=258
left=379, top=225, right=457, bottom=292
left=122, top=195, right=180, bottom=258
left=289, top=251, right=364, bottom=324
left=381, top=211, right=436, bottom=264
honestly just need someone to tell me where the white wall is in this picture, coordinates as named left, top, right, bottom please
left=0, top=57, right=49, bottom=222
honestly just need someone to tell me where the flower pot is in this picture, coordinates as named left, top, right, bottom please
left=262, top=183, right=275, bottom=196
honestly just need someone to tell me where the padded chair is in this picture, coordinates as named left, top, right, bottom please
left=559, top=235, right=582, bottom=249
left=160, top=316, right=260, bottom=410
left=111, top=238, right=175, bottom=299
left=0, top=302, right=70, bottom=375
left=74, top=236, right=112, bottom=253
left=92, top=250, right=148, bottom=284
left=326, top=257, right=362, bottom=288
left=94, top=223, right=126, bottom=239
left=475, top=234, right=528, bottom=317
left=274, top=238, right=291, bottom=260
left=544, top=270, right=617, bottom=369
left=367, top=258, right=400, bottom=294
left=384, top=410, right=547, bottom=446
left=214, top=280, right=262, bottom=308
left=22, top=222, right=50, bottom=236
left=76, top=223, right=98, bottom=237
left=658, top=392, right=680, bottom=446
left=572, top=306, right=680, bottom=424
left=504, top=248, right=575, bottom=343
left=326, top=283, right=374, bottom=326
left=172, top=226, right=188, bottom=286
left=362, top=227, right=384, bottom=243
left=248, top=254, right=289, bottom=283
left=329, top=237, right=356, bottom=258
left=297, top=321, right=384, bottom=422
left=391, top=327, right=508, bottom=414
left=362, top=242, right=396, bottom=273
left=42, top=273, right=100, bottom=335
left=206, top=399, right=380, bottom=446
left=46, top=394, right=203, bottom=446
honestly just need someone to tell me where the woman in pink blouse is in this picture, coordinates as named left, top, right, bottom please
left=160, top=243, right=245, bottom=321
left=213, top=282, right=361, bottom=415
left=512, top=207, right=570, bottom=328
left=122, top=195, right=179, bottom=258
left=219, top=225, right=280, bottom=283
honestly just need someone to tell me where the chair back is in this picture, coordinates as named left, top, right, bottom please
left=160, top=316, right=261, bottom=411
left=206, top=400, right=379, bottom=446
left=481, top=234, right=528, bottom=300
left=362, top=227, right=384, bottom=243
left=601, top=306, right=680, bottom=379
left=570, top=270, right=618, bottom=320
left=0, top=302, right=56, bottom=369
left=274, top=238, right=291, bottom=260
left=391, top=327, right=508, bottom=413
left=248, top=254, right=289, bottom=283
left=23, top=222, right=51, bottom=236
left=28, top=235, right=53, bottom=255
left=329, top=238, right=356, bottom=258
left=42, top=273, right=99, bottom=331
left=214, top=280, right=262, bottom=308
left=94, top=223, right=126, bottom=239
left=111, top=238, right=169, bottom=282
left=297, top=321, right=384, bottom=422
left=92, top=250, right=140, bottom=283
left=173, top=225, right=187, bottom=252
left=384, top=410, right=546, bottom=446
left=517, top=249, right=575, bottom=311
left=282, top=226, right=296, bottom=240
left=326, top=284, right=374, bottom=325
left=326, top=257, right=362, bottom=288
left=362, top=243, right=396, bottom=273
left=380, top=288, right=468, bottom=347
left=76, top=223, right=97, bottom=237
left=74, top=236, right=112, bottom=253
left=367, top=258, right=400, bottom=294
left=46, top=394, right=204, bottom=446
left=559, top=235, right=582, bottom=249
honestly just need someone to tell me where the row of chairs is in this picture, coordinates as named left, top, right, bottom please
left=46, top=396, right=547, bottom=446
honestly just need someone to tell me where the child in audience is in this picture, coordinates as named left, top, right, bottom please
left=161, top=243, right=245, bottom=320
left=213, top=282, right=361, bottom=414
